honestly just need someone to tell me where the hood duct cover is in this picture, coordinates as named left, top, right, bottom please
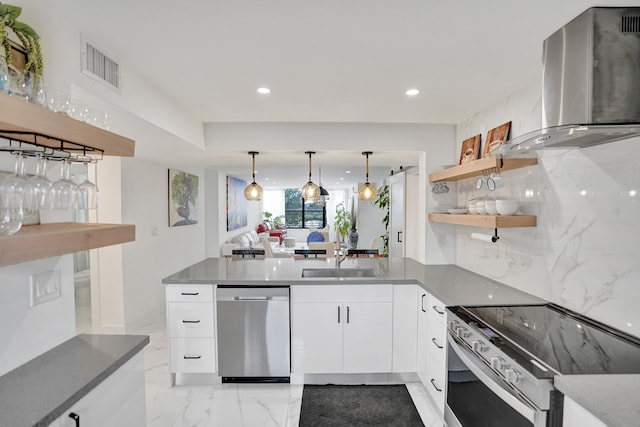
left=497, top=7, right=640, bottom=155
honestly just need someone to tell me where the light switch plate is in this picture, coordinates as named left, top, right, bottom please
left=30, top=270, right=61, bottom=306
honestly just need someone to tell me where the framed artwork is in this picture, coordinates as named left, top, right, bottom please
left=168, top=169, right=199, bottom=227
left=482, top=121, right=512, bottom=157
left=459, top=134, right=482, bottom=164
left=226, top=176, right=247, bottom=231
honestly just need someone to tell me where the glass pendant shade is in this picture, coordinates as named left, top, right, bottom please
left=244, top=181, right=263, bottom=201
left=244, top=151, right=263, bottom=201
left=358, top=151, right=377, bottom=201
left=358, top=182, right=377, bottom=201
left=301, top=151, right=320, bottom=201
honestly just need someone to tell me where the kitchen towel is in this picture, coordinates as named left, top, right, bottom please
left=299, top=384, right=424, bottom=426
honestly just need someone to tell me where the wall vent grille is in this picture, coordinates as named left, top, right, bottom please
left=621, top=16, right=640, bottom=33
left=82, top=40, right=120, bottom=92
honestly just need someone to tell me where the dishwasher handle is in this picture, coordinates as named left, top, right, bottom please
left=217, top=296, right=289, bottom=302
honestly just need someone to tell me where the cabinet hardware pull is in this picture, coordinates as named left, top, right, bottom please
left=183, top=355, right=202, bottom=360
left=337, top=306, right=341, bottom=323
left=421, top=294, right=426, bottom=312
left=430, top=379, right=442, bottom=392
left=181, top=292, right=199, bottom=296
left=432, top=305, right=445, bottom=315
left=69, top=412, right=80, bottom=427
left=347, top=306, right=350, bottom=324
left=397, top=231, right=403, bottom=242
left=431, top=337, right=443, bottom=349
left=182, top=320, right=201, bottom=324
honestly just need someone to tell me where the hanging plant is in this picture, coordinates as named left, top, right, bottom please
left=0, top=3, right=43, bottom=89
left=374, top=184, right=390, bottom=256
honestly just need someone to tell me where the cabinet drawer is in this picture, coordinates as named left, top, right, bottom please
left=166, top=284, right=213, bottom=302
left=168, top=302, right=214, bottom=338
left=427, top=293, right=447, bottom=326
left=426, top=315, right=447, bottom=363
left=425, top=353, right=446, bottom=414
left=169, top=338, right=216, bottom=373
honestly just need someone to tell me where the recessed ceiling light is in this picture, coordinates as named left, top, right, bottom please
left=406, top=88, right=420, bottom=96
left=257, top=87, right=271, bottom=94
left=345, top=170, right=351, bottom=174
left=340, top=177, right=344, bottom=180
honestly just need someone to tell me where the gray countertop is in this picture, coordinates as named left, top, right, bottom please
left=162, top=257, right=544, bottom=307
left=0, top=333, right=149, bottom=427
left=555, top=375, right=640, bottom=427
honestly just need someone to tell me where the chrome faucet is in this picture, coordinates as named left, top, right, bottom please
left=335, top=248, right=348, bottom=268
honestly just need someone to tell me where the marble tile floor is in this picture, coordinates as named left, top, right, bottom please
left=133, top=319, right=443, bottom=427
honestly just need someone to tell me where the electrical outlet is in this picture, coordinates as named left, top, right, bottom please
left=30, top=270, right=61, bottom=306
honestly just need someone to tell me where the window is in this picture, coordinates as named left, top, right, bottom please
left=284, top=188, right=326, bottom=228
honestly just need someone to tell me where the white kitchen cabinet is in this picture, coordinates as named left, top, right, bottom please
left=291, top=284, right=393, bottom=374
left=53, top=353, right=146, bottom=427
left=416, top=290, right=448, bottom=417
left=392, top=285, right=418, bottom=372
left=165, top=284, right=216, bottom=385
left=563, top=396, right=607, bottom=427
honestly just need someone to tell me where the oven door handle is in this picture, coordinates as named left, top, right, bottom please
left=448, top=333, right=538, bottom=424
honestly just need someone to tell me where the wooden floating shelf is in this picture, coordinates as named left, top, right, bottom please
left=0, top=223, right=136, bottom=267
left=0, top=92, right=135, bottom=157
left=428, top=213, right=537, bottom=228
left=429, top=157, right=538, bottom=182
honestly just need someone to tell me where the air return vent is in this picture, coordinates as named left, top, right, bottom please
left=81, top=38, right=120, bottom=92
left=621, top=15, right=640, bottom=33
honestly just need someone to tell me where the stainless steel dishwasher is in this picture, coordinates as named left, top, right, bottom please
left=216, top=286, right=290, bottom=383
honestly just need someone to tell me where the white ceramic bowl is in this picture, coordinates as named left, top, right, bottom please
left=496, top=199, right=519, bottom=215
left=484, top=200, right=498, bottom=215
left=476, top=200, right=487, bottom=215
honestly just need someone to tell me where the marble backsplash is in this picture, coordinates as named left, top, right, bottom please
left=452, top=80, right=640, bottom=339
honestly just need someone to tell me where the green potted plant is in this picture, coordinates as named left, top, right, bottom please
left=274, top=214, right=285, bottom=229
left=0, top=4, right=43, bottom=95
left=374, top=184, right=390, bottom=256
left=262, top=211, right=274, bottom=228
left=333, top=202, right=351, bottom=243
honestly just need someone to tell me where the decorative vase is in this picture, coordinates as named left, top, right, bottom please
left=348, top=229, right=359, bottom=249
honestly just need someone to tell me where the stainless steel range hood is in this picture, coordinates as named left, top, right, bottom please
left=498, top=7, right=640, bottom=155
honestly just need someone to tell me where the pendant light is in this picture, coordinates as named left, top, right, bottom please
left=314, top=166, right=330, bottom=207
left=358, top=151, right=377, bottom=201
left=301, top=151, right=320, bottom=201
left=244, top=151, right=263, bottom=201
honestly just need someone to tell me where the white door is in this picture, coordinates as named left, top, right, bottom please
left=389, top=173, right=405, bottom=258
left=416, top=291, right=430, bottom=387
left=342, top=302, right=393, bottom=373
left=291, top=302, right=343, bottom=373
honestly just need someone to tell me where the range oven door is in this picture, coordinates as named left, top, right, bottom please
left=445, top=332, right=548, bottom=427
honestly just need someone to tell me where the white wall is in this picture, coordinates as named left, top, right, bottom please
left=121, top=159, right=206, bottom=331
left=454, top=78, right=640, bottom=338
left=0, top=256, right=75, bottom=376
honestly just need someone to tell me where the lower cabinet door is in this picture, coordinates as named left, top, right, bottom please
left=425, top=354, right=446, bottom=415
left=416, top=292, right=430, bottom=387
left=169, top=338, right=216, bottom=373
left=343, top=302, right=393, bottom=373
left=291, top=302, right=343, bottom=373
left=57, top=353, right=146, bottom=427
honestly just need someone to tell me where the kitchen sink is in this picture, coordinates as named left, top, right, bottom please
left=301, top=268, right=379, bottom=278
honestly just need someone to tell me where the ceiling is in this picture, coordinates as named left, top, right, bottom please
left=56, top=0, right=636, bottom=187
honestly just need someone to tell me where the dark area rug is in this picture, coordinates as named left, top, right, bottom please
left=299, top=384, right=424, bottom=426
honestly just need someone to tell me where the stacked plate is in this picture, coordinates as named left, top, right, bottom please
left=432, top=206, right=455, bottom=213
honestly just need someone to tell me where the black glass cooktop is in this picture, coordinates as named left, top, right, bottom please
left=461, top=304, right=640, bottom=376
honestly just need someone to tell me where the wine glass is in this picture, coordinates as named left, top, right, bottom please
left=25, top=153, right=53, bottom=210
left=76, top=162, right=99, bottom=210
left=0, top=153, right=27, bottom=235
left=51, top=159, right=77, bottom=210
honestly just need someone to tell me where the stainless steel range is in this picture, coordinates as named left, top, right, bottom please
left=445, top=304, right=640, bottom=427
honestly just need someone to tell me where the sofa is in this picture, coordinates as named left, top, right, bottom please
left=221, top=229, right=262, bottom=256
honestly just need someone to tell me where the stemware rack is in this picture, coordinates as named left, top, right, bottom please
left=0, top=91, right=136, bottom=267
